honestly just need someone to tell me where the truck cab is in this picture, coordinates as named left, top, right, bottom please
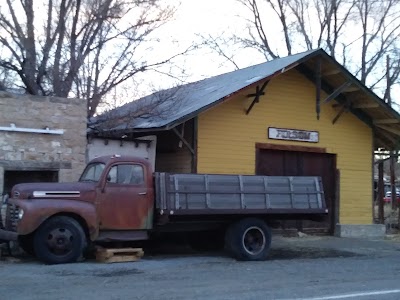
left=6, top=155, right=154, bottom=264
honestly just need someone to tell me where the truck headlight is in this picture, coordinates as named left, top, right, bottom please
left=18, top=209, right=24, bottom=220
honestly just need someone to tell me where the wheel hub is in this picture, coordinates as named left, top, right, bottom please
left=242, top=226, right=266, bottom=256
left=46, top=228, right=74, bottom=254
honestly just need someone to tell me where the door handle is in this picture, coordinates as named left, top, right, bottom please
left=138, top=192, right=147, bottom=195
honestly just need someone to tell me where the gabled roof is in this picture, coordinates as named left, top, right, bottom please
left=92, top=48, right=400, bottom=150
left=92, top=49, right=318, bottom=129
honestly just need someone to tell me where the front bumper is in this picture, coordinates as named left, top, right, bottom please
left=0, top=228, right=17, bottom=241
left=0, top=202, right=18, bottom=242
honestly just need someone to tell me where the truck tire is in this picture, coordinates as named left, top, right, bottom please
left=225, top=218, right=271, bottom=261
left=33, top=216, right=86, bottom=264
left=18, top=234, right=35, bottom=255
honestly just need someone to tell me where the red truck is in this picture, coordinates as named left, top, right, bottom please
left=2, top=155, right=327, bottom=264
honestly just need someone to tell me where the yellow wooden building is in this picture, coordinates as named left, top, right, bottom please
left=92, top=49, right=400, bottom=237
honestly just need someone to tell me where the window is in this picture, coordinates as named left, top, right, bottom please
left=79, top=163, right=105, bottom=182
left=107, top=164, right=144, bottom=185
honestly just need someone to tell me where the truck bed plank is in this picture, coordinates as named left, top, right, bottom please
left=155, top=173, right=327, bottom=216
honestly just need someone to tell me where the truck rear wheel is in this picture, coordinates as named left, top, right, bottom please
left=225, top=218, right=271, bottom=261
left=33, top=216, right=86, bottom=264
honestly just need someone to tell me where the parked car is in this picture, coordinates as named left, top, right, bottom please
left=383, top=191, right=400, bottom=203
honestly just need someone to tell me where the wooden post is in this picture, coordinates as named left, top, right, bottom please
left=386, top=56, right=397, bottom=211
left=378, top=161, right=384, bottom=224
left=386, top=56, right=391, bottom=104
left=390, top=153, right=397, bottom=210
left=316, top=57, right=321, bottom=120
left=191, top=117, right=198, bottom=174
left=334, top=169, right=340, bottom=234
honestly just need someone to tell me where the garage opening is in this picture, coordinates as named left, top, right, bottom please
left=256, top=147, right=337, bottom=234
left=3, top=170, right=59, bottom=196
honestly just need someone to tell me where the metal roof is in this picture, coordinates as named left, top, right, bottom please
left=92, top=49, right=319, bottom=131
left=92, top=48, right=400, bottom=150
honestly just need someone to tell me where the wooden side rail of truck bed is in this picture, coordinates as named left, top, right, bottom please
left=155, top=173, right=328, bottom=216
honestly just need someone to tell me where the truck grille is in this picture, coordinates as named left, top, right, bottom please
left=5, top=204, right=19, bottom=232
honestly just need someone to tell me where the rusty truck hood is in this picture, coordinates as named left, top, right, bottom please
left=11, top=182, right=97, bottom=202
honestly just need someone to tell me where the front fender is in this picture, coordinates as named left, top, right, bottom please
left=9, top=198, right=99, bottom=240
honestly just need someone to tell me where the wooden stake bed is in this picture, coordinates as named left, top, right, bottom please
left=95, top=247, right=144, bottom=263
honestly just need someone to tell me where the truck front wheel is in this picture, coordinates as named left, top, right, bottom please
left=18, top=234, right=34, bottom=255
left=33, top=216, right=86, bottom=264
left=225, top=218, right=271, bottom=261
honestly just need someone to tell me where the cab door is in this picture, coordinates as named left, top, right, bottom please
left=98, top=163, right=153, bottom=230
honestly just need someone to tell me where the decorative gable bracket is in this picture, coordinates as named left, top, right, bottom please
left=323, top=81, right=353, bottom=104
left=245, top=81, right=270, bottom=115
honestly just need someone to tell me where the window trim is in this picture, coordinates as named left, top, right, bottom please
left=106, top=163, right=145, bottom=186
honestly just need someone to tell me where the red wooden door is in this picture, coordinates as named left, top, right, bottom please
left=256, top=149, right=336, bottom=234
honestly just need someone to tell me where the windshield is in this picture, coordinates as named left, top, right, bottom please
left=79, top=162, right=105, bottom=182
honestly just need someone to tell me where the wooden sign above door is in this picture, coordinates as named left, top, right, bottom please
left=268, top=127, right=319, bottom=143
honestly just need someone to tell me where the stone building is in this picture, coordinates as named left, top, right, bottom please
left=0, top=92, right=87, bottom=197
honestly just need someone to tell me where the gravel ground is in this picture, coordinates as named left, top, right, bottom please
left=1, top=235, right=400, bottom=300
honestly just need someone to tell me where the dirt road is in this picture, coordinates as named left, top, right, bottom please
left=1, top=236, right=400, bottom=300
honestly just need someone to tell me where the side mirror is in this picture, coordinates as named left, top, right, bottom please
left=106, top=175, right=112, bottom=182
left=2, top=194, right=9, bottom=204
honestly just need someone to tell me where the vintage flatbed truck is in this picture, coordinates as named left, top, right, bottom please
left=1, top=155, right=327, bottom=264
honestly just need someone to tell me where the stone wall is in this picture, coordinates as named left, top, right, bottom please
left=0, top=92, right=87, bottom=195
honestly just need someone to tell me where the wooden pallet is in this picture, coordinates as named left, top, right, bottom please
left=95, top=247, right=144, bottom=263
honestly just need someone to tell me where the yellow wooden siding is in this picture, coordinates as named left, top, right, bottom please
left=197, top=69, right=372, bottom=225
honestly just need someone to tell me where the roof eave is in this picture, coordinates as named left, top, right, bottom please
left=318, top=51, right=400, bottom=119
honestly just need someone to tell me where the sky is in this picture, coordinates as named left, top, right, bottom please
left=105, top=0, right=261, bottom=106
left=1, top=0, right=399, bottom=110
left=151, top=1, right=253, bottom=78
left=133, top=0, right=399, bottom=104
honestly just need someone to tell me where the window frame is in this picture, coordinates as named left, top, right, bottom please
left=106, top=163, right=145, bottom=186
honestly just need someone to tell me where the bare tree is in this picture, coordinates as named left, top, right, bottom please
left=0, top=0, right=192, bottom=117
left=89, top=84, right=185, bottom=134
left=236, top=0, right=287, bottom=59
left=203, top=0, right=400, bottom=99
left=353, top=0, right=400, bottom=86
left=198, top=34, right=241, bottom=70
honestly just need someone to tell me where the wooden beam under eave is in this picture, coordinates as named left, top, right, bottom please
left=316, top=57, right=321, bottom=120
left=323, top=81, right=352, bottom=103
left=353, top=103, right=380, bottom=108
left=172, top=127, right=195, bottom=155
left=296, top=64, right=373, bottom=127
left=377, top=128, right=398, bottom=144
left=323, top=69, right=341, bottom=76
left=332, top=103, right=343, bottom=108
left=373, top=119, right=400, bottom=125
left=375, top=136, right=392, bottom=150
left=376, top=124, right=400, bottom=136
left=332, top=105, right=348, bottom=124
left=343, top=86, right=360, bottom=92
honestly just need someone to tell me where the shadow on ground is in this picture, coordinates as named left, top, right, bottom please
left=1, top=238, right=362, bottom=264
left=143, top=240, right=361, bottom=260
left=268, top=247, right=360, bottom=260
